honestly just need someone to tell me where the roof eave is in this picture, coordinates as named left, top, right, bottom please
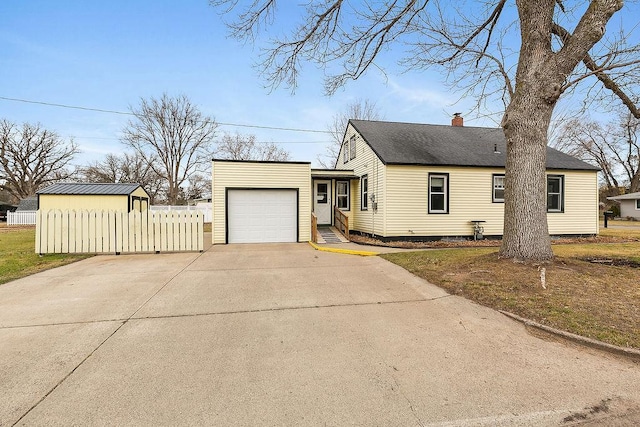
left=382, top=161, right=599, bottom=171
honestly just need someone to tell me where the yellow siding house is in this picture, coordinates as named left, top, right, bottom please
left=210, top=117, right=599, bottom=244
left=334, top=118, right=599, bottom=240
left=37, top=183, right=150, bottom=212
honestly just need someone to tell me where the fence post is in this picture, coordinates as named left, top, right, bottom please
left=35, top=211, right=41, bottom=254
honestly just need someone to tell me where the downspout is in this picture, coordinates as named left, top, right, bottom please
left=372, top=150, right=377, bottom=237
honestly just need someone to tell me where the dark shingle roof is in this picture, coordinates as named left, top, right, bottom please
left=349, top=120, right=599, bottom=171
left=37, top=183, right=143, bottom=196
left=16, top=196, right=38, bottom=211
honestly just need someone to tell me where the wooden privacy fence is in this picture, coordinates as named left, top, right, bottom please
left=35, top=210, right=204, bottom=254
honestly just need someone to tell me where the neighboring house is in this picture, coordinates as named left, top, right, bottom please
left=16, top=196, right=38, bottom=211
left=211, top=117, right=599, bottom=244
left=37, top=183, right=150, bottom=212
left=607, top=192, right=640, bottom=219
left=187, top=194, right=212, bottom=206
left=0, top=203, right=17, bottom=221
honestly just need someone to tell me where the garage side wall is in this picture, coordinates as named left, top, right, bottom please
left=212, top=160, right=312, bottom=244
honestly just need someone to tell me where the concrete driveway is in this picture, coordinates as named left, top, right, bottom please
left=1, top=243, right=639, bottom=426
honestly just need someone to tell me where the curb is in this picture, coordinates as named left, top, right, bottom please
left=500, top=310, right=640, bottom=362
left=308, top=241, right=379, bottom=256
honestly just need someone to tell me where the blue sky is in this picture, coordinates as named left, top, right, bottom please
left=0, top=1, right=483, bottom=168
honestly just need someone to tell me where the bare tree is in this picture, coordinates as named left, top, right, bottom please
left=555, top=113, right=640, bottom=192
left=211, top=1, right=640, bottom=261
left=121, top=94, right=217, bottom=205
left=318, top=99, right=384, bottom=168
left=0, top=188, right=13, bottom=204
left=181, top=174, right=211, bottom=204
left=214, top=132, right=291, bottom=161
left=82, top=152, right=165, bottom=204
left=0, top=120, right=78, bottom=200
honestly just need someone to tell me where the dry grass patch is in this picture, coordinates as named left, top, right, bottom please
left=382, top=247, right=640, bottom=350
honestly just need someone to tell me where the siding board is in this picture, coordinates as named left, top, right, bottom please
left=384, top=166, right=598, bottom=238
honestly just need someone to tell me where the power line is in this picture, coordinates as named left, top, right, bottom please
left=68, top=135, right=330, bottom=144
left=0, top=96, right=132, bottom=116
left=0, top=95, right=333, bottom=134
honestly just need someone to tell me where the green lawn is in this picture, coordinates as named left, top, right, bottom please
left=0, top=227, right=91, bottom=285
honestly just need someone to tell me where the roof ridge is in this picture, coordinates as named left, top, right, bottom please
left=48, top=182, right=140, bottom=185
left=349, top=118, right=502, bottom=131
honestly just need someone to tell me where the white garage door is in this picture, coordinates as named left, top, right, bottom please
left=227, top=189, right=297, bottom=243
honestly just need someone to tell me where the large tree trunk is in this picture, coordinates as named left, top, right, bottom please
left=500, top=0, right=557, bottom=261
left=500, top=96, right=554, bottom=261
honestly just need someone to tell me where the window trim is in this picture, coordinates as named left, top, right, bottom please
left=428, top=173, right=449, bottom=214
left=547, top=174, right=565, bottom=213
left=316, top=182, right=329, bottom=204
left=342, top=140, right=349, bottom=164
left=349, top=135, right=356, bottom=160
left=361, top=175, right=368, bottom=211
left=492, top=174, right=505, bottom=203
left=336, top=180, right=350, bottom=211
left=636, top=199, right=640, bottom=210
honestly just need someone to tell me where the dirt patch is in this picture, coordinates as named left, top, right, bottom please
left=580, top=257, right=640, bottom=268
left=563, top=399, right=611, bottom=423
left=0, top=225, right=35, bottom=233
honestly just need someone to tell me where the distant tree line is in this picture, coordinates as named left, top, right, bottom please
left=0, top=94, right=291, bottom=205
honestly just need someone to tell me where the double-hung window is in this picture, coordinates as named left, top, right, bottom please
left=349, top=135, right=356, bottom=160
left=547, top=175, right=564, bottom=212
left=493, top=174, right=505, bottom=202
left=337, top=181, right=349, bottom=210
left=429, top=173, right=449, bottom=214
left=342, top=140, right=349, bottom=164
left=361, top=175, right=368, bottom=210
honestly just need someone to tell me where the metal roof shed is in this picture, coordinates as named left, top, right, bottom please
left=37, top=183, right=150, bottom=212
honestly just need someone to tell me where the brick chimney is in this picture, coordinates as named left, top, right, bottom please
left=452, top=113, right=463, bottom=127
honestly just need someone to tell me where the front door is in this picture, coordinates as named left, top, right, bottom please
left=314, top=180, right=331, bottom=224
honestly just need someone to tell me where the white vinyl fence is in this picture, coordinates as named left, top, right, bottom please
left=36, top=210, right=204, bottom=254
left=150, top=204, right=212, bottom=222
left=8, top=211, right=37, bottom=225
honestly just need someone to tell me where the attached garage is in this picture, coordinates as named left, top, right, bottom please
left=227, top=189, right=298, bottom=243
left=212, top=160, right=311, bottom=244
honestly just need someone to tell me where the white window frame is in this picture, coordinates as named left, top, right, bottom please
left=337, top=180, right=349, bottom=211
left=636, top=199, right=640, bottom=210
left=361, top=175, right=368, bottom=211
left=428, top=173, right=449, bottom=214
left=349, top=135, right=356, bottom=160
left=493, top=174, right=505, bottom=203
left=343, top=140, right=349, bottom=164
left=547, top=175, right=564, bottom=213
